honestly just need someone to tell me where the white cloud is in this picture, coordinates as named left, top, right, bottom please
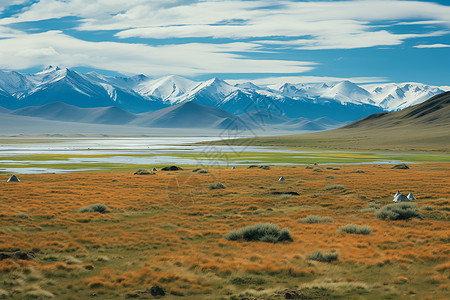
left=0, top=0, right=28, bottom=12
left=90, top=0, right=450, bottom=51
left=2, top=1, right=450, bottom=41
left=0, top=0, right=449, bottom=75
left=0, top=25, right=23, bottom=38
left=17, top=46, right=58, bottom=57
left=397, top=20, right=448, bottom=26
left=413, top=43, right=450, bottom=48
left=0, top=30, right=315, bottom=75
left=259, top=30, right=448, bottom=50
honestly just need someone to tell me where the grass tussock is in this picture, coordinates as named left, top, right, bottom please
left=224, top=223, right=293, bottom=243
left=307, top=250, right=339, bottom=263
left=25, top=288, right=55, bottom=298
left=209, top=182, right=226, bottom=190
left=323, top=184, right=344, bottom=191
left=375, top=203, right=421, bottom=220
left=338, top=224, right=372, bottom=235
left=78, top=203, right=108, bottom=213
left=13, top=213, right=30, bottom=220
left=302, top=215, right=334, bottom=223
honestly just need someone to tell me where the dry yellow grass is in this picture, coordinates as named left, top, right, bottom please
left=0, top=163, right=449, bottom=299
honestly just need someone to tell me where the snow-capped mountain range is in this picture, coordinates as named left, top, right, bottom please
left=0, top=66, right=447, bottom=121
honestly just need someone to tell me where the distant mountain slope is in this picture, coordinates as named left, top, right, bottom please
left=239, top=110, right=345, bottom=131
left=13, top=102, right=137, bottom=125
left=344, top=91, right=450, bottom=128
left=6, top=101, right=343, bottom=131
left=131, top=101, right=253, bottom=130
left=229, top=92, right=450, bottom=152
left=9, top=101, right=258, bottom=130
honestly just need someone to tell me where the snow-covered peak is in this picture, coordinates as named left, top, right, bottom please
left=0, top=70, right=33, bottom=94
left=30, top=67, right=71, bottom=85
left=191, top=77, right=235, bottom=94
left=361, top=82, right=446, bottom=110
left=136, top=75, right=196, bottom=102
left=36, top=65, right=61, bottom=75
left=0, top=66, right=447, bottom=114
left=235, top=82, right=262, bottom=90
left=85, top=72, right=147, bottom=90
left=322, top=81, right=372, bottom=105
left=276, top=83, right=307, bottom=97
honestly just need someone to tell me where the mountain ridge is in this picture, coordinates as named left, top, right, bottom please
left=0, top=67, right=447, bottom=121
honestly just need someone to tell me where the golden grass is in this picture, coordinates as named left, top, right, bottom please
left=0, top=163, right=448, bottom=299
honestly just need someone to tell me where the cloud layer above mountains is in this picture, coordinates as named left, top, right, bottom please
left=0, top=0, right=449, bottom=84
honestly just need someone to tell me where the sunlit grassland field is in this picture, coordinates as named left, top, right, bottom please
left=0, top=161, right=449, bottom=299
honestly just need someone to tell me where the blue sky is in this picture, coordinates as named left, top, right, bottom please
left=0, top=0, right=449, bottom=86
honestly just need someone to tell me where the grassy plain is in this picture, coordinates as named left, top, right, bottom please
left=0, top=163, right=449, bottom=299
left=208, top=125, right=450, bottom=153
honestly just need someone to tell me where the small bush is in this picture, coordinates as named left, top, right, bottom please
left=302, top=215, right=334, bottom=223
left=14, top=213, right=30, bottom=220
left=338, top=224, right=372, bottom=235
left=307, top=250, right=338, bottom=262
left=392, top=163, right=409, bottom=169
left=78, top=203, right=108, bottom=213
left=134, top=169, right=152, bottom=175
left=375, top=203, right=421, bottom=220
left=279, top=194, right=293, bottom=200
left=225, top=223, right=293, bottom=243
left=323, top=184, right=344, bottom=191
left=209, top=182, right=226, bottom=190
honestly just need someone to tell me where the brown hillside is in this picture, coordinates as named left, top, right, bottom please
left=223, top=92, right=450, bottom=152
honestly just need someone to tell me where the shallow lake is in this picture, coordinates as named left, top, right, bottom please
left=0, top=137, right=421, bottom=174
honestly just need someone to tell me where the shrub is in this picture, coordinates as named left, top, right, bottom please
left=421, top=205, right=433, bottom=211
left=392, top=163, right=409, bottom=169
left=78, top=203, right=108, bottom=213
left=134, top=169, right=152, bottom=175
left=302, top=215, right=334, bottom=223
left=209, top=182, right=226, bottom=190
left=323, top=184, right=344, bottom=191
left=14, top=213, right=30, bottom=219
left=224, top=223, right=293, bottom=243
left=375, top=203, right=421, bottom=220
left=307, top=250, right=338, bottom=262
left=338, top=224, right=372, bottom=235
